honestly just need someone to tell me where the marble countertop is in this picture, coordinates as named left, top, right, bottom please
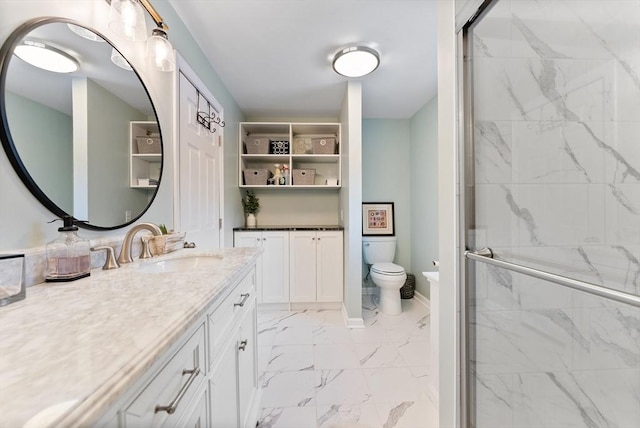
left=234, top=225, right=344, bottom=231
left=0, top=247, right=261, bottom=428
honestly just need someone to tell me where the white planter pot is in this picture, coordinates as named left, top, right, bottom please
left=246, top=213, right=257, bottom=228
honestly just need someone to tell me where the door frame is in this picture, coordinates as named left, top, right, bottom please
left=173, top=54, right=225, bottom=247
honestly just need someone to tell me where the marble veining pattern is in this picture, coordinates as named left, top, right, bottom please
left=0, top=247, right=261, bottom=427
left=257, top=295, right=438, bottom=428
left=470, top=1, right=640, bottom=426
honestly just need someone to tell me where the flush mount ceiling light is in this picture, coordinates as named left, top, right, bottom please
left=108, top=0, right=175, bottom=72
left=14, top=40, right=79, bottom=73
left=332, top=46, right=380, bottom=78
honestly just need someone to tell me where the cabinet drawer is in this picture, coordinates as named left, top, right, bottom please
left=208, top=270, right=256, bottom=370
left=123, top=324, right=206, bottom=427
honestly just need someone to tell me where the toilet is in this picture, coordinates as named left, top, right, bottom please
left=362, top=236, right=407, bottom=315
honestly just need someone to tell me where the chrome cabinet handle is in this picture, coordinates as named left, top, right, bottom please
left=234, top=293, right=250, bottom=307
left=154, top=367, right=201, bottom=414
left=238, top=339, right=248, bottom=351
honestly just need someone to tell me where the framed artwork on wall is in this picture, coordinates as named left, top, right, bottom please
left=362, top=202, right=395, bottom=236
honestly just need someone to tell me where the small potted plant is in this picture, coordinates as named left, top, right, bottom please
left=241, top=190, right=260, bottom=228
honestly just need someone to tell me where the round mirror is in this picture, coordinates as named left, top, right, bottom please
left=0, top=17, right=163, bottom=230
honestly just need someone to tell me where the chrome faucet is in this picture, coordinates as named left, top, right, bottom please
left=117, top=223, right=163, bottom=264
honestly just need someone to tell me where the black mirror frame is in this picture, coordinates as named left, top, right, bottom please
left=0, top=17, right=164, bottom=231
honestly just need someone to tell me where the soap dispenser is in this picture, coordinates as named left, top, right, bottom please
left=45, top=216, right=91, bottom=282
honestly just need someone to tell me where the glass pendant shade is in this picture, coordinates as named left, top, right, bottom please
left=111, top=48, right=133, bottom=71
left=67, top=24, right=105, bottom=42
left=332, top=46, right=380, bottom=78
left=109, top=0, right=147, bottom=42
left=146, top=28, right=175, bottom=72
left=14, top=41, right=78, bottom=73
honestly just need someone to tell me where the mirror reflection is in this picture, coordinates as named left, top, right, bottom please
left=2, top=20, right=162, bottom=229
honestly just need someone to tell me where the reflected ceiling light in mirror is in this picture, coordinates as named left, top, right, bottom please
left=146, top=27, right=174, bottom=72
left=111, top=48, right=133, bottom=70
left=67, top=24, right=105, bottom=42
left=332, top=46, right=380, bottom=78
left=14, top=40, right=79, bottom=73
left=109, top=0, right=147, bottom=42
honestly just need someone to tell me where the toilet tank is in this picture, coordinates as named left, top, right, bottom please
left=362, top=236, right=397, bottom=264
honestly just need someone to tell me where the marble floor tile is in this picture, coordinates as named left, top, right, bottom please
left=258, top=406, right=318, bottom=428
left=349, top=325, right=392, bottom=344
left=396, top=340, right=431, bottom=367
left=260, top=371, right=316, bottom=408
left=315, top=369, right=373, bottom=406
left=354, top=343, right=405, bottom=368
left=265, top=344, right=314, bottom=372
left=257, top=295, right=437, bottom=427
left=314, top=343, right=361, bottom=369
left=272, top=325, right=314, bottom=345
left=312, top=324, right=353, bottom=344
left=376, top=399, right=439, bottom=428
left=317, top=403, right=384, bottom=428
left=364, top=367, right=425, bottom=403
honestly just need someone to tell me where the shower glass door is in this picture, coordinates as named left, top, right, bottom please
left=464, top=1, right=640, bottom=427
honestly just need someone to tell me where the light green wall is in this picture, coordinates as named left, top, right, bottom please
left=361, top=97, right=439, bottom=299
left=362, top=119, right=412, bottom=285
left=154, top=0, right=246, bottom=247
left=5, top=91, right=73, bottom=213
left=85, top=79, right=147, bottom=227
left=410, top=96, right=439, bottom=298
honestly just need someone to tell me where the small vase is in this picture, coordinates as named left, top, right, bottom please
left=246, top=213, right=257, bottom=228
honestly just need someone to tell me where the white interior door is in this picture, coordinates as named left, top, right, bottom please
left=178, top=72, right=221, bottom=249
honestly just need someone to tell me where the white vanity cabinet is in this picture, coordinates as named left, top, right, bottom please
left=122, top=324, right=207, bottom=428
left=290, top=231, right=343, bottom=303
left=234, top=231, right=289, bottom=303
left=209, top=269, right=260, bottom=428
left=106, top=267, right=260, bottom=428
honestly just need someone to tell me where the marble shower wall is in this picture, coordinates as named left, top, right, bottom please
left=468, top=1, right=640, bottom=427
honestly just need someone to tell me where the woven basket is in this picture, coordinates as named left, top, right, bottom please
left=292, top=169, right=315, bottom=185
left=245, top=137, right=269, bottom=154
left=400, top=273, right=415, bottom=299
left=148, top=232, right=185, bottom=256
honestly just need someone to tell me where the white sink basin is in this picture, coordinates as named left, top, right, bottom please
left=136, top=255, right=223, bottom=273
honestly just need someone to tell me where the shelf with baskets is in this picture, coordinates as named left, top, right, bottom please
left=239, top=122, right=341, bottom=188
left=130, top=121, right=161, bottom=189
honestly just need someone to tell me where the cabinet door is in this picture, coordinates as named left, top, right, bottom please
left=210, top=339, right=239, bottom=428
left=261, top=232, right=290, bottom=303
left=175, top=387, right=209, bottom=428
left=237, top=300, right=259, bottom=428
left=316, top=231, right=344, bottom=302
left=289, top=232, right=317, bottom=302
left=234, top=231, right=264, bottom=302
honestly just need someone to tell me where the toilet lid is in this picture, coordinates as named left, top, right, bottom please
left=372, top=263, right=405, bottom=275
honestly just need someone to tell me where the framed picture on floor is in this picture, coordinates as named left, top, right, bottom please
left=362, top=202, right=395, bottom=236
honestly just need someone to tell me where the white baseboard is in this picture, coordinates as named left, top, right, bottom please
left=341, top=303, right=364, bottom=328
left=413, top=291, right=430, bottom=309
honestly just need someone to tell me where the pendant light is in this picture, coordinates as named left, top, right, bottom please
left=332, top=46, right=380, bottom=78
left=109, top=0, right=147, bottom=42
left=108, top=0, right=175, bottom=72
left=146, top=27, right=175, bottom=72
left=111, top=48, right=133, bottom=71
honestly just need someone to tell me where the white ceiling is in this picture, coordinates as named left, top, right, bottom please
left=168, top=0, right=438, bottom=119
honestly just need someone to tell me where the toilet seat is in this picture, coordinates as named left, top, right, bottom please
left=371, top=263, right=405, bottom=276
